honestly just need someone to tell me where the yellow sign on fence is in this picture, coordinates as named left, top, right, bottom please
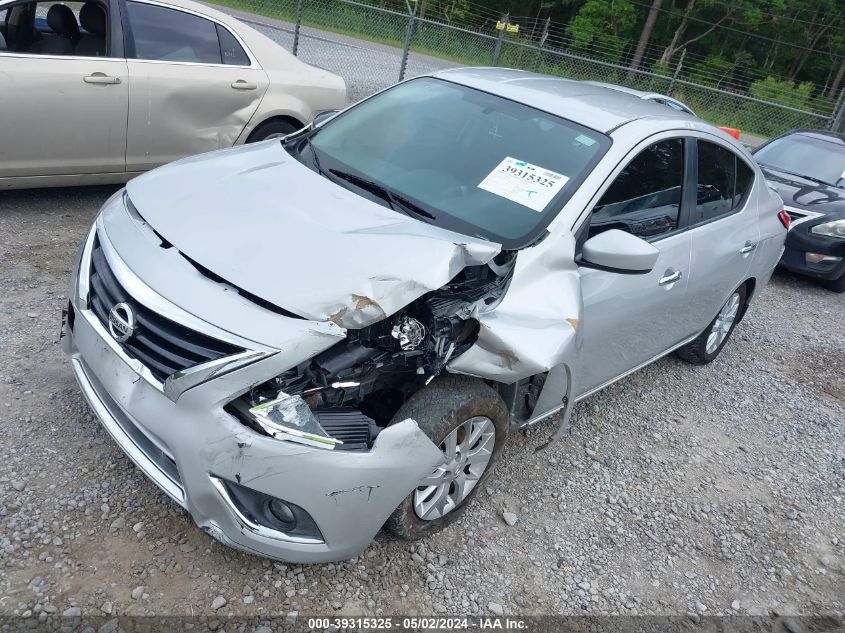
left=496, top=21, right=519, bottom=32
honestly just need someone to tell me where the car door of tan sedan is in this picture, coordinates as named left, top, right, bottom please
left=123, top=1, right=268, bottom=173
left=0, top=52, right=128, bottom=178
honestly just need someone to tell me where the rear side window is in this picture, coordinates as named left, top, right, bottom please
left=590, top=138, right=685, bottom=240
left=127, top=1, right=221, bottom=64
left=696, top=140, right=754, bottom=222
left=216, top=24, right=248, bottom=65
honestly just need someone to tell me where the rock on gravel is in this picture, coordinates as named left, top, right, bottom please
left=502, top=512, right=518, bottom=526
left=211, top=596, right=227, bottom=611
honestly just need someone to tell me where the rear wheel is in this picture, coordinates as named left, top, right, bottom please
left=246, top=119, right=300, bottom=143
left=676, top=284, right=747, bottom=365
left=385, top=376, right=509, bottom=540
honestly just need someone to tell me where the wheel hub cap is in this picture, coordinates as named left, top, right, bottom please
left=413, top=416, right=496, bottom=521
left=705, top=292, right=740, bottom=354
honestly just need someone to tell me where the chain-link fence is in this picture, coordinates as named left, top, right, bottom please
left=214, top=0, right=845, bottom=141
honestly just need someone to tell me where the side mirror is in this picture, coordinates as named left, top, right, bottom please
left=313, top=110, right=340, bottom=128
left=580, top=229, right=659, bottom=274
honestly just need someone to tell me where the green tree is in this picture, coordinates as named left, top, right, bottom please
left=567, top=0, right=638, bottom=62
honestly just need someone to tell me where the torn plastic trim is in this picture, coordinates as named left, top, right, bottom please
left=163, top=350, right=273, bottom=402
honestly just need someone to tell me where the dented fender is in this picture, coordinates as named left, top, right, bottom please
left=448, top=232, right=583, bottom=382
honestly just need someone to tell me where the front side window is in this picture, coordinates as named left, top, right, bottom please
left=589, top=138, right=685, bottom=240
left=696, top=140, right=753, bottom=222
left=304, top=77, right=611, bottom=248
left=127, top=1, right=220, bottom=64
left=0, top=9, right=7, bottom=49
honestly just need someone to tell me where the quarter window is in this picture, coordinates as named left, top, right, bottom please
left=216, top=24, right=248, bottom=65
left=127, top=1, right=221, bottom=64
left=590, top=138, right=685, bottom=239
left=696, top=140, right=754, bottom=222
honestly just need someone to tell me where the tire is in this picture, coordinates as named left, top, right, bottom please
left=385, top=375, right=510, bottom=540
left=246, top=119, right=300, bottom=143
left=822, top=273, right=845, bottom=293
left=676, top=283, right=748, bottom=365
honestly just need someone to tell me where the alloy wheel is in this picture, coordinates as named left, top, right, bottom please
left=413, top=416, right=496, bottom=521
left=706, top=292, right=741, bottom=354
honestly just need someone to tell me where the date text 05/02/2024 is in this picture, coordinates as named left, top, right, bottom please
left=306, top=617, right=528, bottom=630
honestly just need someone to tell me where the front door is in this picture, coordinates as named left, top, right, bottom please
left=123, top=0, right=268, bottom=172
left=574, top=137, right=696, bottom=397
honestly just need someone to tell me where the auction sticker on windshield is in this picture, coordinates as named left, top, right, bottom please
left=478, top=157, right=570, bottom=212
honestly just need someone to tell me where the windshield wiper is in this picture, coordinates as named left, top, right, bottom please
left=305, top=136, right=325, bottom=176
left=328, top=169, right=436, bottom=220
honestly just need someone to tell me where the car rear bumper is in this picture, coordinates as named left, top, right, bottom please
left=62, top=218, right=443, bottom=563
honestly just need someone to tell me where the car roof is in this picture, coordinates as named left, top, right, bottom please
left=433, top=68, right=696, bottom=134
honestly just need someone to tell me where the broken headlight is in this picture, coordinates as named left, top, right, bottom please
left=249, top=392, right=342, bottom=450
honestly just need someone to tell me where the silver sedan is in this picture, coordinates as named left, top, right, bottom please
left=61, top=68, right=788, bottom=562
left=0, top=0, right=346, bottom=189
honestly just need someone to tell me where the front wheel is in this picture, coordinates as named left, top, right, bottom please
left=385, top=376, right=509, bottom=540
left=676, top=284, right=747, bottom=365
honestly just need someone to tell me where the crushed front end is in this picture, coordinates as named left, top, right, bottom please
left=61, top=189, right=513, bottom=562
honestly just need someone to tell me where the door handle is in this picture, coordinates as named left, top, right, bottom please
left=231, top=80, right=257, bottom=90
left=740, top=240, right=757, bottom=255
left=83, top=73, right=121, bottom=85
left=658, top=269, right=682, bottom=286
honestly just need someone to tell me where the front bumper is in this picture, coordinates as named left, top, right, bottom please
left=62, top=215, right=442, bottom=562
left=779, top=223, right=845, bottom=281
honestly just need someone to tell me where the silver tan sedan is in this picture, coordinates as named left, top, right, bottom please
left=0, top=0, right=346, bottom=189
left=62, top=69, right=788, bottom=562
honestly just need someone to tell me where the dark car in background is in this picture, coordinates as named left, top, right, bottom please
left=753, top=129, right=845, bottom=292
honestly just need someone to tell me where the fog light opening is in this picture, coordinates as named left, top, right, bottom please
left=267, top=499, right=297, bottom=530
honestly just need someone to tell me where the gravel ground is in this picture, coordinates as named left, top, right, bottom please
left=1, top=183, right=844, bottom=625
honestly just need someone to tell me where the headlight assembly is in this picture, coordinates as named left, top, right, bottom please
left=249, top=393, right=342, bottom=449
left=810, top=219, right=845, bottom=239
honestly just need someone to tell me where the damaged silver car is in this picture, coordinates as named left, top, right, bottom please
left=62, top=68, right=787, bottom=562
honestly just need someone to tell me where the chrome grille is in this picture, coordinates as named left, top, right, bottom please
left=88, top=236, right=243, bottom=382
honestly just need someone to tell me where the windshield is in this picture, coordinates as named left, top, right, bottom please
left=754, top=133, right=845, bottom=188
left=303, top=77, right=610, bottom=248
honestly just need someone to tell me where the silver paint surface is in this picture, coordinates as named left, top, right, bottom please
left=64, top=69, right=787, bottom=561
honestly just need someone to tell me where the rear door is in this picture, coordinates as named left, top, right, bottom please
left=0, top=0, right=127, bottom=178
left=123, top=0, right=268, bottom=172
left=684, top=137, right=759, bottom=334
left=574, top=136, right=697, bottom=397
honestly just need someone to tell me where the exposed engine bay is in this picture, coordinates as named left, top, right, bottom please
left=227, top=253, right=516, bottom=450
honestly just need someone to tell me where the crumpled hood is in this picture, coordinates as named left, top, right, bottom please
left=126, top=141, right=501, bottom=329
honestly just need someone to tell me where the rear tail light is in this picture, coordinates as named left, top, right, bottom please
left=777, top=210, right=791, bottom=230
